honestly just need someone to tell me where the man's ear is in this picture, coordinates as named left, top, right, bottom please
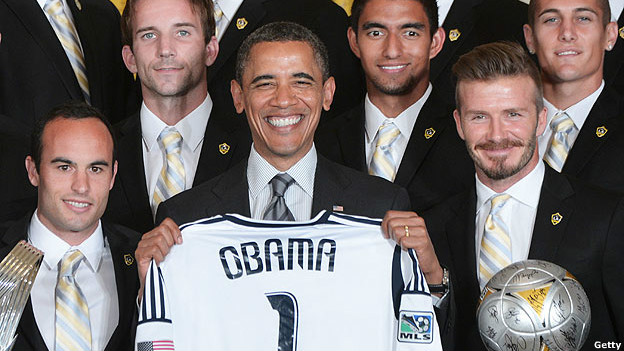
left=230, top=80, right=246, bottom=114
left=453, top=109, right=465, bottom=140
left=122, top=45, right=138, bottom=74
left=25, top=156, right=40, bottom=187
left=347, top=27, right=361, bottom=59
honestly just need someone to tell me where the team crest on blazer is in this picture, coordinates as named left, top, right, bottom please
left=449, top=29, right=461, bottom=42
left=219, top=142, right=230, bottom=155
left=124, top=254, right=134, bottom=266
left=236, top=18, right=248, bottom=30
left=620, top=26, right=624, bottom=39
left=424, top=128, right=435, bottom=139
left=596, top=126, right=608, bottom=138
left=551, top=212, right=563, bottom=226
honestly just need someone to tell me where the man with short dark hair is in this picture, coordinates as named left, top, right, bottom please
left=1, top=101, right=140, bottom=351
left=105, top=0, right=252, bottom=233
left=524, top=0, right=624, bottom=193
left=424, top=41, right=624, bottom=350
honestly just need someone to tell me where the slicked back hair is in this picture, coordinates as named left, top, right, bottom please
left=235, top=22, right=330, bottom=85
left=452, top=41, right=544, bottom=112
left=31, top=101, right=117, bottom=170
left=350, top=0, right=439, bottom=38
left=121, top=0, right=215, bottom=47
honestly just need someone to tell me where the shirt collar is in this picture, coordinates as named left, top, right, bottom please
left=140, top=94, right=212, bottom=152
left=216, top=0, right=244, bottom=22
left=364, top=83, right=432, bottom=143
left=28, top=210, right=105, bottom=273
left=476, top=161, right=545, bottom=213
left=247, top=144, right=317, bottom=199
left=544, top=80, right=604, bottom=131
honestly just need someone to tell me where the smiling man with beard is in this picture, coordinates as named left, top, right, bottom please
left=415, top=41, right=624, bottom=350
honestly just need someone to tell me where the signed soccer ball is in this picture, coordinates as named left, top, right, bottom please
left=476, top=260, right=591, bottom=351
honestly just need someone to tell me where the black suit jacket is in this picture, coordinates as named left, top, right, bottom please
left=0, top=216, right=140, bottom=351
left=0, top=0, right=138, bottom=128
left=560, top=87, right=624, bottom=194
left=315, top=91, right=474, bottom=213
left=207, top=0, right=364, bottom=122
left=604, top=11, right=624, bottom=95
left=156, top=153, right=410, bottom=225
left=431, top=0, right=528, bottom=103
left=105, top=105, right=251, bottom=234
left=424, top=165, right=624, bottom=350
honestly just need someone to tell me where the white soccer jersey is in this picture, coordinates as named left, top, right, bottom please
left=136, top=211, right=441, bottom=351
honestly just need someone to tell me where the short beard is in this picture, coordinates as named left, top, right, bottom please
left=469, top=135, right=536, bottom=180
left=371, top=75, right=419, bottom=96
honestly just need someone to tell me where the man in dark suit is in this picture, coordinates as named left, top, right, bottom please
left=0, top=0, right=137, bottom=129
left=105, top=0, right=251, bottom=233
left=430, top=0, right=529, bottom=103
left=604, top=0, right=624, bottom=94
left=524, top=0, right=624, bottom=194
left=1, top=102, right=140, bottom=350
left=206, top=0, right=364, bottom=121
left=316, top=0, right=474, bottom=213
left=422, top=42, right=624, bottom=350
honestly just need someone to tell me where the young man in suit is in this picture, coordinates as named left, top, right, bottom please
left=105, top=0, right=252, bottom=233
left=206, top=0, right=364, bottom=121
left=524, top=0, right=624, bottom=193
left=604, top=0, right=624, bottom=94
left=422, top=42, right=624, bottom=349
left=1, top=102, right=140, bottom=350
left=0, top=0, right=137, bottom=129
left=316, top=0, right=474, bottom=213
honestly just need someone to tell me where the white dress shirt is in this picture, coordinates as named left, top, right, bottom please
left=141, top=95, right=212, bottom=216
left=248, top=144, right=316, bottom=221
left=437, top=0, right=454, bottom=27
left=28, top=211, right=118, bottom=351
left=538, top=81, right=604, bottom=160
left=213, top=0, right=244, bottom=41
left=364, top=84, right=432, bottom=172
left=610, top=0, right=624, bottom=21
left=474, top=162, right=545, bottom=287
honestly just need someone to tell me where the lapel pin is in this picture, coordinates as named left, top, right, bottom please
left=551, top=212, right=563, bottom=226
left=236, top=18, right=248, bottom=30
left=75, top=0, right=82, bottom=10
left=449, top=29, right=461, bottom=42
left=124, top=254, right=134, bottom=266
left=219, top=142, right=230, bottom=155
left=596, top=126, right=608, bottom=138
left=424, top=127, right=436, bottom=139
left=619, top=27, right=624, bottom=40
left=332, top=205, right=344, bottom=212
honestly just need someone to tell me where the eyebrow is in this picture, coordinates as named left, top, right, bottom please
left=136, top=22, right=197, bottom=35
left=250, top=74, right=274, bottom=84
left=250, top=72, right=316, bottom=84
left=293, top=72, right=315, bottom=81
left=362, top=21, right=426, bottom=31
left=538, top=7, right=598, bottom=18
left=51, top=157, right=110, bottom=167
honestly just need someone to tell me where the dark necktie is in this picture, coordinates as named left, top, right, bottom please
left=263, top=173, right=296, bottom=221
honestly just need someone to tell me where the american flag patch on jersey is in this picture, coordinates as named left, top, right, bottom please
left=137, top=340, right=174, bottom=351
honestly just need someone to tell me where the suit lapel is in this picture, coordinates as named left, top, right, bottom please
left=207, top=0, right=267, bottom=82
left=211, top=161, right=251, bottom=217
left=430, top=0, right=480, bottom=82
left=335, top=103, right=367, bottom=172
left=2, top=216, right=49, bottom=351
left=394, top=91, right=452, bottom=187
left=117, top=115, right=153, bottom=226
left=562, top=90, right=620, bottom=176
left=528, top=166, right=574, bottom=261
left=3, top=0, right=82, bottom=100
left=311, top=155, right=353, bottom=216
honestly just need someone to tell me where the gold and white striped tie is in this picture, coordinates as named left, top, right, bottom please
left=479, top=194, right=512, bottom=289
left=544, top=111, right=577, bottom=172
left=55, top=250, right=91, bottom=351
left=369, top=121, right=401, bottom=182
left=213, top=1, right=224, bottom=39
left=44, top=0, right=90, bottom=104
left=153, top=127, right=185, bottom=213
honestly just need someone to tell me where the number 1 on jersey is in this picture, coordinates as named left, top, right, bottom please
left=266, top=292, right=299, bottom=351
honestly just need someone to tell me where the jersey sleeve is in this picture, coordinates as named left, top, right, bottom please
left=396, top=249, right=443, bottom=351
left=135, top=260, right=175, bottom=351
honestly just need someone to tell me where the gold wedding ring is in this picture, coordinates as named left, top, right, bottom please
left=404, top=225, right=410, bottom=237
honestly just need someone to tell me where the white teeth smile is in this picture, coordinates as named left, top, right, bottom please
left=65, top=201, right=89, bottom=208
left=381, top=65, right=407, bottom=70
left=267, top=116, right=303, bottom=127
left=557, top=51, right=578, bottom=56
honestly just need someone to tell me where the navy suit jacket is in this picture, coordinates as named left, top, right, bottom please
left=0, top=216, right=140, bottom=351
left=424, top=165, right=624, bottom=350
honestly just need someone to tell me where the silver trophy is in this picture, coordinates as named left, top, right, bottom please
left=0, top=241, right=44, bottom=351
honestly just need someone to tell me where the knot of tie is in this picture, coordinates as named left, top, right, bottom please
left=270, top=173, right=295, bottom=198
left=545, top=111, right=576, bottom=172
left=158, top=127, right=183, bottom=155
left=263, top=173, right=296, bottom=221
left=375, top=122, right=401, bottom=149
left=59, top=250, right=84, bottom=279
left=550, top=111, right=575, bottom=134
